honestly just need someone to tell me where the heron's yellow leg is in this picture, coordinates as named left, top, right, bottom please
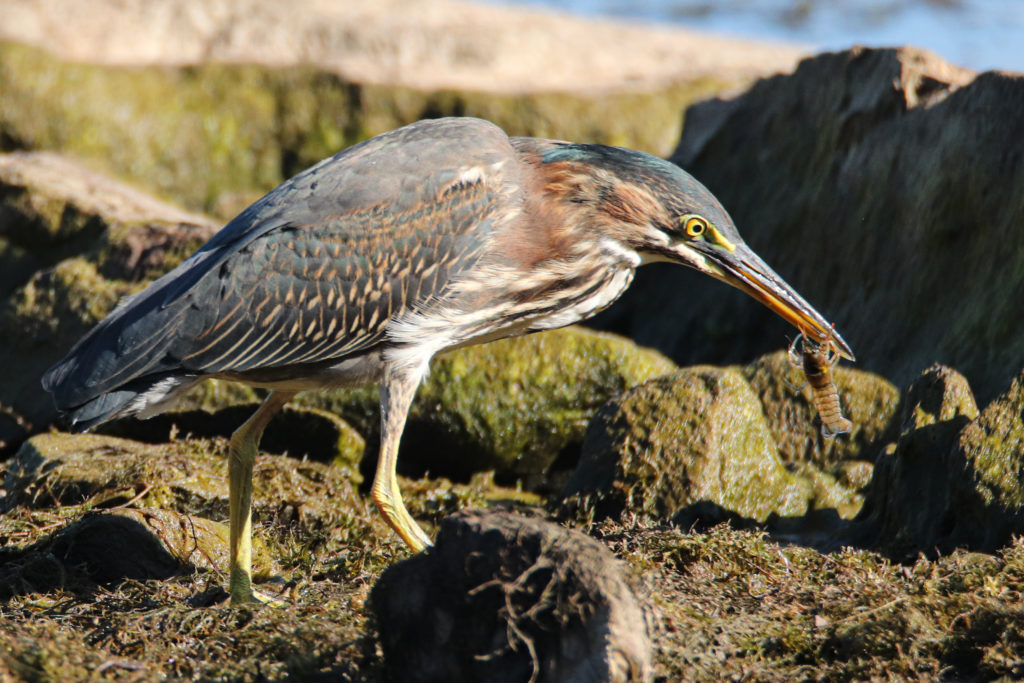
left=228, top=390, right=295, bottom=605
left=371, top=368, right=432, bottom=551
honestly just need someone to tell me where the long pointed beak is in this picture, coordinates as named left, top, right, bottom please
left=702, top=244, right=855, bottom=361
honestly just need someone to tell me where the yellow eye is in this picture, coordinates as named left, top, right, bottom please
left=684, top=216, right=708, bottom=238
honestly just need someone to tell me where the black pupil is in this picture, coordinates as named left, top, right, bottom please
left=691, top=221, right=704, bottom=234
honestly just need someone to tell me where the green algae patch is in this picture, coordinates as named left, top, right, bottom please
left=740, top=350, right=901, bottom=470
left=296, top=327, right=677, bottom=484
left=4, top=432, right=366, bottom=532
left=407, top=327, right=678, bottom=483
left=565, top=366, right=812, bottom=524
left=609, top=522, right=1024, bottom=681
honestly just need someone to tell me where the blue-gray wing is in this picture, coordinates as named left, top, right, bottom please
left=43, top=117, right=520, bottom=410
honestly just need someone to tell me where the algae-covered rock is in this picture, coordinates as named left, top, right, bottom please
left=0, top=151, right=215, bottom=282
left=50, top=508, right=272, bottom=586
left=565, top=366, right=813, bottom=524
left=0, top=507, right=272, bottom=598
left=414, top=328, right=677, bottom=481
left=739, top=350, right=901, bottom=469
left=953, top=369, right=1024, bottom=534
left=852, top=365, right=994, bottom=556
left=296, top=327, right=678, bottom=484
left=600, top=47, right=1024, bottom=405
left=2, top=258, right=134, bottom=428
left=3, top=432, right=365, bottom=531
left=100, top=402, right=366, bottom=471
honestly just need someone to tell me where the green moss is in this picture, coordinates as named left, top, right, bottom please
left=850, top=365, right=1024, bottom=557
left=297, top=327, right=677, bottom=482
left=957, top=369, right=1024, bottom=511
left=567, top=366, right=813, bottom=523
left=415, top=327, right=677, bottom=479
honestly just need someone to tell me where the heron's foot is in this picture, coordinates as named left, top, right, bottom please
left=248, top=587, right=289, bottom=607
left=228, top=568, right=288, bottom=607
left=228, top=588, right=289, bottom=608
left=385, top=508, right=433, bottom=553
left=403, top=520, right=433, bottom=554
left=372, top=484, right=433, bottom=552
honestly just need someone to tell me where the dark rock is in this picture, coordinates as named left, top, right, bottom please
left=371, top=508, right=652, bottom=683
left=563, top=367, right=816, bottom=525
left=852, top=365, right=992, bottom=556
left=0, top=507, right=269, bottom=597
left=597, top=47, right=1024, bottom=405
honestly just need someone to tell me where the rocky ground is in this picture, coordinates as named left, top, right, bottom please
left=3, top=2, right=1024, bottom=682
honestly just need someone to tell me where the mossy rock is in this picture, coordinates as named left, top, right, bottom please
left=739, top=350, right=901, bottom=470
left=0, top=151, right=215, bottom=286
left=298, top=327, right=678, bottom=485
left=3, top=432, right=366, bottom=533
left=0, top=506, right=276, bottom=599
left=954, top=368, right=1024, bottom=529
left=100, top=401, right=366, bottom=472
left=564, top=366, right=815, bottom=524
left=1, top=258, right=133, bottom=428
left=1, top=40, right=730, bottom=217
left=853, top=365, right=993, bottom=556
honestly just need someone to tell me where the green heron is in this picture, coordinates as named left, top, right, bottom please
left=42, top=117, right=853, bottom=604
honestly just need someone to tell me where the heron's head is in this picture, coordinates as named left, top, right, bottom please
left=539, top=142, right=854, bottom=359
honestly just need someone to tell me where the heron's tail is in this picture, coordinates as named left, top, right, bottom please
left=61, top=390, right=139, bottom=432
left=47, top=371, right=198, bottom=432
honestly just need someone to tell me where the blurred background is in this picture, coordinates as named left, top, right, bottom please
left=487, top=0, right=1023, bottom=72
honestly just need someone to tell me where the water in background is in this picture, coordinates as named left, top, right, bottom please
left=488, top=0, right=1023, bottom=73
